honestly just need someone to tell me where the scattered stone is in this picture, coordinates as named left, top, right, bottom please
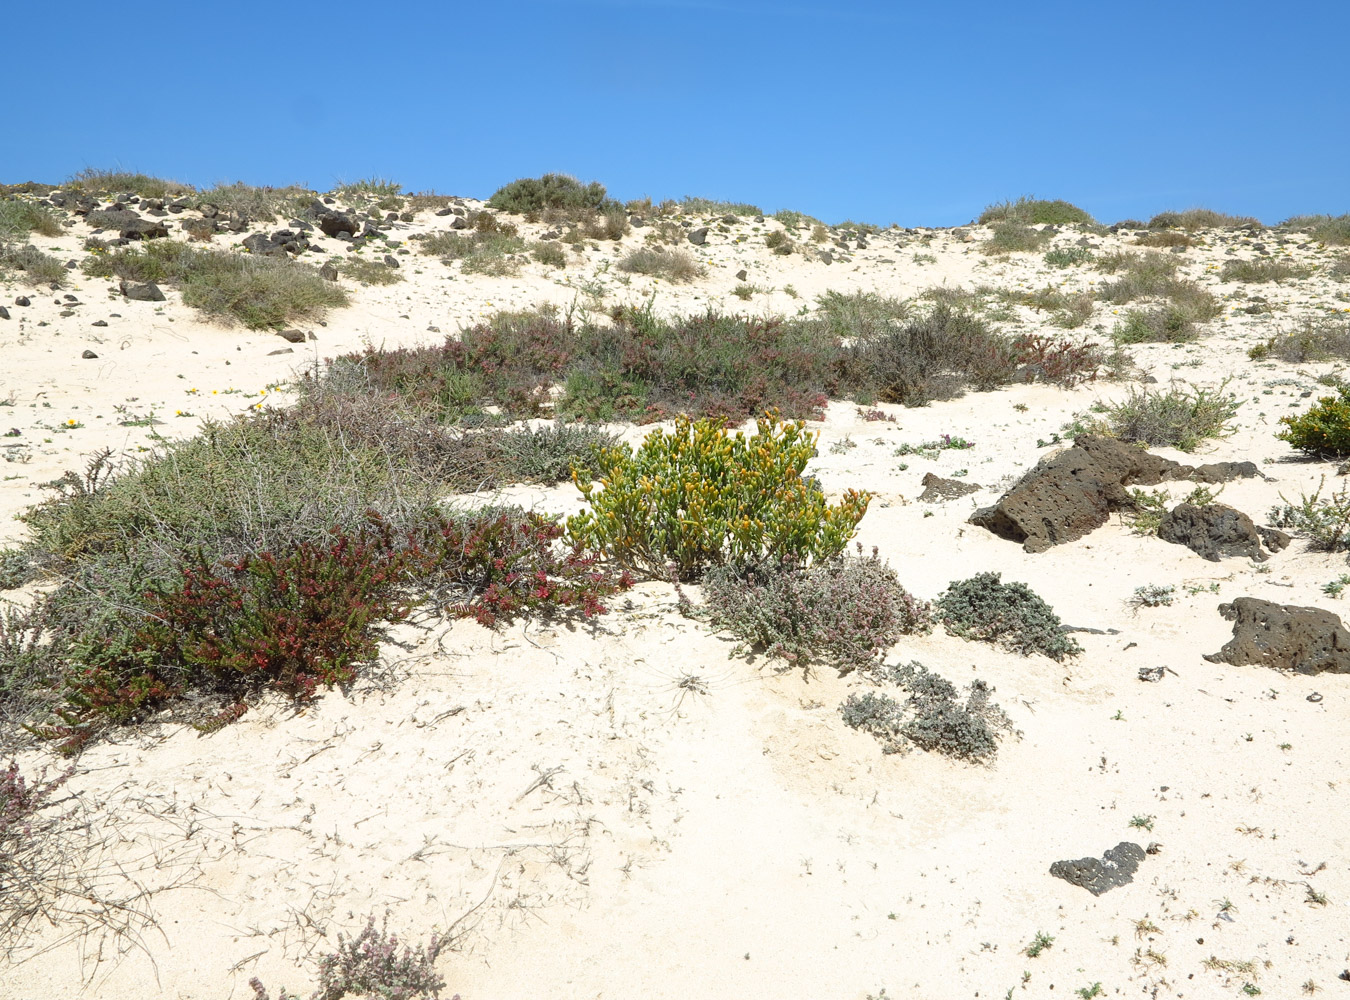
left=1138, top=666, right=1166, bottom=682
left=1050, top=842, right=1146, bottom=895
left=0, top=306, right=8, bottom=321
left=91, top=320, right=107, bottom=327
left=15, top=296, right=30, bottom=307
left=81, top=349, right=98, bottom=359
left=687, top=227, right=709, bottom=246
left=267, top=348, right=294, bottom=356
left=119, top=281, right=165, bottom=302
left=1307, top=692, right=1323, bottom=703
left=277, top=329, right=307, bottom=344
left=918, top=473, right=980, bottom=503
left=819, top=251, right=834, bottom=264
left=383, top=254, right=399, bottom=268
left=1157, top=503, right=1287, bottom=562
left=316, top=210, right=359, bottom=239
left=970, top=435, right=1260, bottom=553
left=120, top=217, right=170, bottom=240
left=319, top=261, right=339, bottom=281
left=1205, top=598, right=1350, bottom=674
left=735, top=269, right=747, bottom=281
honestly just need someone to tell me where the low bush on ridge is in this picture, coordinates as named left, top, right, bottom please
left=567, top=414, right=871, bottom=581
left=978, top=197, right=1093, bottom=226
left=0, top=243, right=68, bottom=287
left=0, top=199, right=62, bottom=238
left=488, top=173, right=615, bottom=215
left=701, top=546, right=933, bottom=673
left=82, top=240, right=346, bottom=329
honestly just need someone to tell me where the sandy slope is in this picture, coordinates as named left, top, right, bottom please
left=1, top=197, right=1348, bottom=998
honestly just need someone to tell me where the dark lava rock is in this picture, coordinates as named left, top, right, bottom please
left=970, top=435, right=1259, bottom=553
left=317, top=211, right=359, bottom=238
left=84, top=208, right=143, bottom=231
left=450, top=215, right=470, bottom=230
left=918, top=473, right=979, bottom=503
left=15, top=296, right=30, bottom=307
left=1157, top=503, right=1287, bottom=562
left=818, top=251, right=834, bottom=264
left=735, top=269, right=748, bottom=281
left=319, top=261, right=339, bottom=281
left=267, top=348, right=294, bottom=356
left=120, top=281, right=165, bottom=302
left=687, top=227, right=708, bottom=246
left=243, top=233, right=287, bottom=258
left=435, top=207, right=453, bottom=217
left=277, top=329, right=307, bottom=344
left=81, top=349, right=98, bottom=359
left=91, top=319, right=107, bottom=327
left=1205, top=597, right=1350, bottom=674
left=0, top=306, right=8, bottom=320
left=1050, top=842, right=1145, bottom=895
left=383, top=254, right=399, bottom=268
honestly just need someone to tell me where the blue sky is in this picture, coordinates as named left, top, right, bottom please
left=3, top=0, right=1345, bottom=226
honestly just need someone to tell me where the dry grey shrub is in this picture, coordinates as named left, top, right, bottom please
left=701, top=546, right=933, bottom=674
left=841, top=661, right=1014, bottom=762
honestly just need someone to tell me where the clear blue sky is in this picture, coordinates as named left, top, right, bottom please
left=4, top=0, right=1345, bottom=227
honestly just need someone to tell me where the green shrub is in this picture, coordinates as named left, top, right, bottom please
left=1113, top=304, right=1203, bottom=344
left=67, top=169, right=192, bottom=198
left=532, top=242, right=568, bottom=268
left=82, top=240, right=346, bottom=328
left=765, top=230, right=796, bottom=255
left=841, top=661, right=1013, bottom=761
left=979, top=197, right=1093, bottom=226
left=334, top=177, right=403, bottom=199
left=1248, top=318, right=1350, bottom=362
left=702, top=547, right=932, bottom=673
left=1104, top=381, right=1239, bottom=451
left=981, top=222, right=1053, bottom=255
left=0, top=243, right=67, bottom=287
left=418, top=227, right=526, bottom=276
left=1220, top=258, right=1310, bottom=283
left=852, top=304, right=1018, bottom=404
left=680, top=196, right=762, bottom=216
left=616, top=246, right=702, bottom=283
left=0, top=199, right=62, bottom=238
left=0, top=549, right=31, bottom=591
left=1281, top=214, right=1350, bottom=244
left=1268, top=478, right=1350, bottom=550
left=566, top=414, right=871, bottom=580
left=1277, top=384, right=1350, bottom=455
left=808, top=290, right=911, bottom=341
left=1133, top=230, right=1194, bottom=248
left=338, top=255, right=403, bottom=285
left=1044, top=247, right=1094, bottom=268
left=1148, top=208, right=1260, bottom=230
left=496, top=423, right=617, bottom=484
left=936, top=572, right=1082, bottom=661
left=488, top=174, right=613, bottom=214
left=772, top=209, right=820, bottom=229
left=198, top=182, right=315, bottom=221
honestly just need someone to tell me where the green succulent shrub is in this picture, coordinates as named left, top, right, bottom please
left=936, top=572, right=1081, bottom=661
left=1278, top=384, right=1350, bottom=455
left=567, top=414, right=871, bottom=580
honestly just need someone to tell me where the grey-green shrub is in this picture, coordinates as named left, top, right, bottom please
left=1104, top=381, right=1239, bottom=451
left=702, top=548, right=933, bottom=674
left=979, top=197, right=1093, bottom=226
left=936, top=572, right=1081, bottom=661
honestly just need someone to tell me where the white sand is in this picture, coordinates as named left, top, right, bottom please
left=1, top=199, right=1347, bottom=998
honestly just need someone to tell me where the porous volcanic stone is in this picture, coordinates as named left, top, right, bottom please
left=918, top=473, right=979, bottom=503
left=1050, top=842, right=1145, bottom=895
left=970, top=435, right=1258, bottom=553
left=1204, top=597, right=1350, bottom=674
left=1158, top=503, right=1287, bottom=562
